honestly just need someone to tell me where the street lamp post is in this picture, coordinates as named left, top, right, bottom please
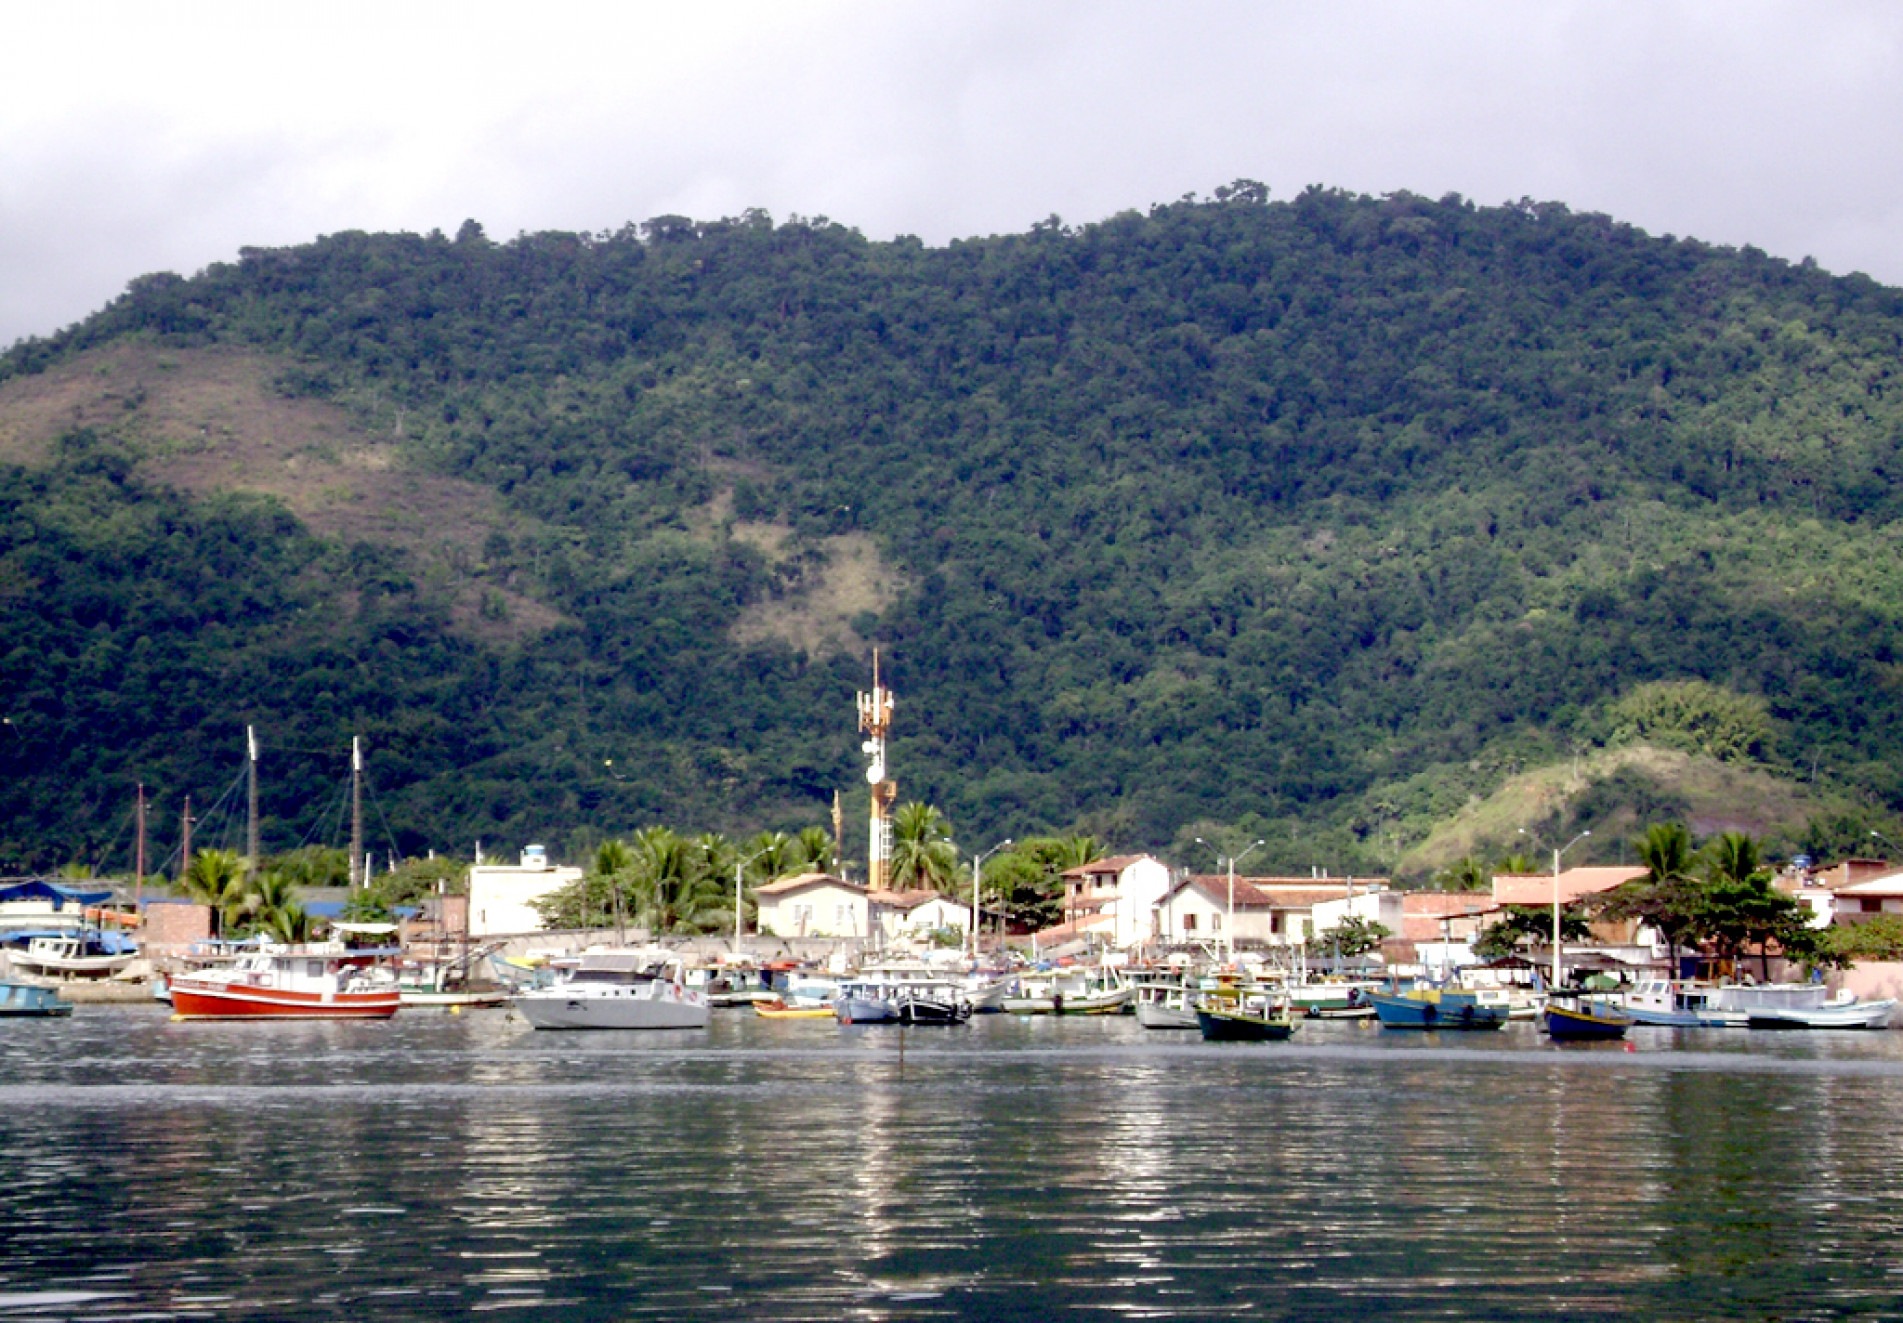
left=734, top=845, right=776, bottom=958
left=1197, top=837, right=1265, bottom=964
left=1552, top=830, right=1591, bottom=990
left=967, top=839, right=1013, bottom=961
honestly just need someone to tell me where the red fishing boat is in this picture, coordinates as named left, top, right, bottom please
left=168, top=943, right=401, bottom=1020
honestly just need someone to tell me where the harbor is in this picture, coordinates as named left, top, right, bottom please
left=5, top=1003, right=1903, bottom=1320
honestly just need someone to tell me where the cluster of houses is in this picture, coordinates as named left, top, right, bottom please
left=11, top=842, right=1903, bottom=974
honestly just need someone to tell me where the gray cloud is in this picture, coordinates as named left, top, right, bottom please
left=4, top=1, right=1901, bottom=348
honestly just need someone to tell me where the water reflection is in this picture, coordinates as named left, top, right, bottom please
left=7, top=1012, right=1903, bottom=1318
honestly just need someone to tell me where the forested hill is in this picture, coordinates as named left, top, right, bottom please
left=5, top=183, right=1903, bottom=878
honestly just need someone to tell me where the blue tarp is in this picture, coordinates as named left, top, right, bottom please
left=0, top=880, right=113, bottom=908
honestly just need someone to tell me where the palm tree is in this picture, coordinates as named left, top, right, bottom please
left=796, top=826, right=836, bottom=874
left=252, top=869, right=310, bottom=942
left=1435, top=856, right=1490, bottom=892
left=1598, top=823, right=1704, bottom=970
left=179, top=848, right=246, bottom=936
left=592, top=838, right=635, bottom=935
left=889, top=802, right=959, bottom=891
left=1702, top=831, right=1808, bottom=979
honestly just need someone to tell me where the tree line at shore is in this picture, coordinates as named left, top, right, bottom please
left=141, top=812, right=1903, bottom=971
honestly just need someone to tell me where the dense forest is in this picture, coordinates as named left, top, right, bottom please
left=4, top=182, right=1903, bottom=881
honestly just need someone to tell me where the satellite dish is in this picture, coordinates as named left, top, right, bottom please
left=867, top=762, right=885, bottom=783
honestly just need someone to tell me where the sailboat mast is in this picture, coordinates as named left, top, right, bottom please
left=134, top=783, right=145, bottom=914
left=349, top=736, right=364, bottom=889
left=246, top=725, right=260, bottom=880
left=180, top=795, right=192, bottom=885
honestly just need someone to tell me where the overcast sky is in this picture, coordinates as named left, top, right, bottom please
left=4, top=1, right=1900, bottom=348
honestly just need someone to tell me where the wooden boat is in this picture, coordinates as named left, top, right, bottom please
left=1543, top=998, right=1632, bottom=1040
left=896, top=993, right=973, bottom=1025
left=9, top=931, right=137, bottom=979
left=169, top=944, right=401, bottom=1020
left=1369, top=986, right=1509, bottom=1031
left=0, top=980, right=74, bottom=1017
left=1133, top=978, right=1201, bottom=1030
left=1197, top=995, right=1297, bottom=1042
left=752, top=999, right=834, bottom=1019
left=515, top=951, right=709, bottom=1030
left=1002, top=968, right=1133, bottom=1015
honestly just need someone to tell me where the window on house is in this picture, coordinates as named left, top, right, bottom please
left=1211, top=913, right=1222, bottom=931
left=1183, top=914, right=1197, bottom=932
left=1862, top=898, right=1883, bottom=913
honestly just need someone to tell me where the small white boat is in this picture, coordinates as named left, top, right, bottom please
left=1133, top=978, right=1201, bottom=1030
left=514, top=951, right=709, bottom=1030
left=1747, top=990, right=1896, bottom=1030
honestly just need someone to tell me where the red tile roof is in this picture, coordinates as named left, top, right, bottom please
left=755, top=872, right=864, bottom=898
left=1060, top=855, right=1152, bottom=878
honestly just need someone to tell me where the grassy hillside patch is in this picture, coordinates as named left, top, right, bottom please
left=1402, top=744, right=1848, bottom=875
left=0, top=340, right=564, bottom=644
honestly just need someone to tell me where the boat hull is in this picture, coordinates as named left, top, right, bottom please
left=1002, top=988, right=1133, bottom=1015
left=515, top=992, right=709, bottom=1030
left=896, top=996, right=972, bottom=1025
left=1544, top=1002, right=1632, bottom=1040
left=1135, top=1001, right=1201, bottom=1030
left=1197, top=1008, right=1296, bottom=1041
left=833, top=994, right=899, bottom=1024
left=753, top=1000, right=835, bottom=1019
left=169, top=979, right=399, bottom=1020
left=0, top=981, right=73, bottom=1017
left=1370, top=991, right=1509, bottom=1031
left=1747, top=999, right=1897, bottom=1030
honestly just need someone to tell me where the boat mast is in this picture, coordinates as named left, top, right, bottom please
left=350, top=736, right=364, bottom=889
left=134, top=783, right=145, bottom=915
left=179, top=795, right=192, bottom=887
left=246, top=725, right=260, bottom=881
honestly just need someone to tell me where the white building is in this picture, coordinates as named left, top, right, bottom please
left=1155, top=876, right=1383, bottom=947
left=1310, top=887, right=1406, bottom=944
left=1058, top=855, right=1173, bottom=950
left=755, top=873, right=869, bottom=939
left=869, top=888, right=972, bottom=945
left=468, top=844, right=582, bottom=938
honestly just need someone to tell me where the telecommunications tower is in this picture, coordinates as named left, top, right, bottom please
left=857, top=652, right=897, bottom=892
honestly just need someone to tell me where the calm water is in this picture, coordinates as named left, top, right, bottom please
left=4, top=1007, right=1903, bottom=1321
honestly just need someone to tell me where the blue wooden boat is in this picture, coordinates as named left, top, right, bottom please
left=0, top=980, right=74, bottom=1017
left=1370, top=987, right=1508, bottom=1031
left=1543, top=998, right=1632, bottom=1040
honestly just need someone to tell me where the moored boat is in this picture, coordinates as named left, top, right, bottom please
left=8, top=930, right=138, bottom=979
left=1370, top=986, right=1509, bottom=1031
left=1543, top=997, right=1632, bottom=1040
left=1746, top=992, right=1896, bottom=1030
left=753, top=998, right=835, bottom=1019
left=514, top=951, right=709, bottom=1030
left=1197, top=993, right=1297, bottom=1042
left=1133, top=978, right=1201, bottom=1030
left=168, top=944, right=401, bottom=1020
left=1002, top=967, right=1133, bottom=1015
left=0, top=980, right=74, bottom=1017
left=896, top=991, right=973, bottom=1025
